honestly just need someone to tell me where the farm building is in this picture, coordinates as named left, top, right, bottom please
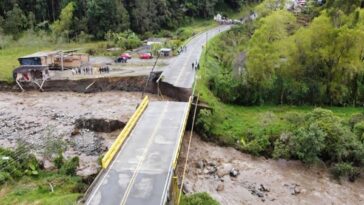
left=17, top=50, right=89, bottom=70
left=18, top=51, right=58, bottom=67
left=13, top=49, right=90, bottom=91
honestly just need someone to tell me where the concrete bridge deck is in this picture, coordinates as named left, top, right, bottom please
left=86, top=101, right=190, bottom=205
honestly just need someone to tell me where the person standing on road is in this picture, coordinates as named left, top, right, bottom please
left=192, top=62, right=195, bottom=70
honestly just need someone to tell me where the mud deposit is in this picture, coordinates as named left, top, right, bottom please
left=177, top=132, right=364, bottom=205
left=0, top=91, right=161, bottom=176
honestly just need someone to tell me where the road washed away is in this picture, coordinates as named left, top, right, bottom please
left=178, top=132, right=364, bottom=205
left=0, top=91, right=162, bottom=177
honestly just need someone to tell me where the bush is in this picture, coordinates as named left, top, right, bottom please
left=53, top=153, right=64, bottom=169
left=60, top=156, right=79, bottom=176
left=284, top=112, right=305, bottom=126
left=0, top=145, right=40, bottom=184
left=181, top=192, right=219, bottom=205
left=290, top=124, right=326, bottom=164
left=354, top=121, right=364, bottom=142
left=272, top=108, right=364, bottom=180
left=158, top=29, right=174, bottom=38
left=0, top=171, right=11, bottom=185
left=330, top=163, right=356, bottom=180
left=349, top=113, right=364, bottom=129
left=196, top=109, right=214, bottom=137
left=272, top=133, right=292, bottom=159
left=175, top=28, right=193, bottom=41
left=244, top=135, right=270, bottom=156
left=105, top=30, right=142, bottom=50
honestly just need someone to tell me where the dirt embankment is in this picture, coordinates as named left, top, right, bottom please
left=0, top=91, right=163, bottom=177
left=177, top=132, right=364, bottom=205
left=0, top=76, right=148, bottom=93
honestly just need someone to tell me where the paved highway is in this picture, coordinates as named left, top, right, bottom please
left=86, top=101, right=190, bottom=205
left=161, top=25, right=231, bottom=89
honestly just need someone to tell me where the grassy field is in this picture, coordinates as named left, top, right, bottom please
left=196, top=33, right=364, bottom=146
left=0, top=172, right=85, bottom=205
left=0, top=18, right=219, bottom=83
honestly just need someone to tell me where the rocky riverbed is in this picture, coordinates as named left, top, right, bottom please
left=177, top=132, right=364, bottom=205
left=0, top=91, right=162, bottom=176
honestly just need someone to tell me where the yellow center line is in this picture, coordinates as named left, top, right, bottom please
left=120, top=102, right=170, bottom=205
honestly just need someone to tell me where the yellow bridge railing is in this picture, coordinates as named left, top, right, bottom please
left=101, top=96, right=149, bottom=169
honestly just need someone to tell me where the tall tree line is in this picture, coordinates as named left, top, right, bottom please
left=207, top=0, right=364, bottom=106
left=0, top=0, right=258, bottom=39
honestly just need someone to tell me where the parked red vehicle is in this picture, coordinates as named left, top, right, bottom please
left=139, top=53, right=153, bottom=59
left=120, top=53, right=132, bottom=59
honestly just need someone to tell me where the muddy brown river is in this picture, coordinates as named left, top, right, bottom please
left=0, top=91, right=162, bottom=176
left=178, top=132, right=364, bottom=205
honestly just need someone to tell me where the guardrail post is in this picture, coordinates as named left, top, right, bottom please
left=172, top=175, right=180, bottom=205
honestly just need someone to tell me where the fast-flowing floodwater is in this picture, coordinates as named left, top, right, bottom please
left=178, top=132, right=364, bottom=205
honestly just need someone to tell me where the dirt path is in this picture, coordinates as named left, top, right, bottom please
left=177, top=132, right=364, bottom=205
left=0, top=91, right=163, bottom=176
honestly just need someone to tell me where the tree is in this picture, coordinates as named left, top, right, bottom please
left=288, top=13, right=364, bottom=105
left=325, top=0, right=362, bottom=15
left=3, top=4, right=28, bottom=39
left=51, top=2, right=75, bottom=41
left=0, top=15, right=4, bottom=33
left=87, top=0, right=130, bottom=39
left=183, top=0, right=219, bottom=17
left=256, top=0, right=287, bottom=17
left=245, top=10, right=297, bottom=104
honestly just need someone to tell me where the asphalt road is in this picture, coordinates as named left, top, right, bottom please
left=161, top=25, right=231, bottom=89
left=85, top=101, right=190, bottom=205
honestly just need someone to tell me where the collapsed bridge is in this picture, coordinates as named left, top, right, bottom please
left=84, top=25, right=231, bottom=205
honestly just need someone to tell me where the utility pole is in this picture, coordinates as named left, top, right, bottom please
left=204, top=32, right=208, bottom=78
left=205, top=32, right=208, bottom=59
left=141, top=52, right=160, bottom=99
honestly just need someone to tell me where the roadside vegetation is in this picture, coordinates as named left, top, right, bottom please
left=181, top=192, right=220, bottom=205
left=0, top=139, right=86, bottom=204
left=196, top=0, right=364, bottom=181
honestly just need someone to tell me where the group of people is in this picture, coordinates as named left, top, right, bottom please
left=71, top=65, right=110, bottom=75
left=71, top=66, right=93, bottom=75
left=99, top=66, right=110, bottom=74
left=177, top=45, right=187, bottom=55
left=192, top=60, right=200, bottom=70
